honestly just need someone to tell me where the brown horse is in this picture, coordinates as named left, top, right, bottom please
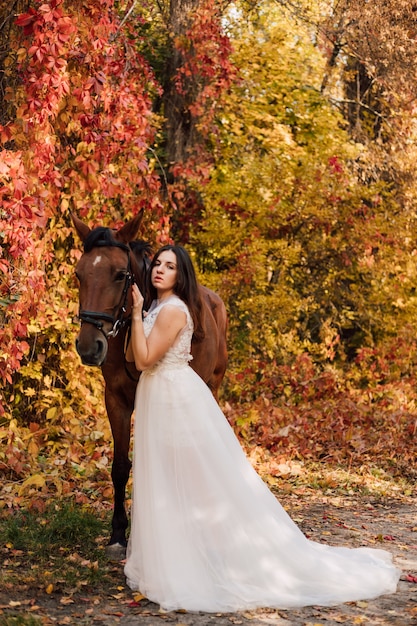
left=71, top=212, right=228, bottom=558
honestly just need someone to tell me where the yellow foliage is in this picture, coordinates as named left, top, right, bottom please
left=19, top=474, right=46, bottom=495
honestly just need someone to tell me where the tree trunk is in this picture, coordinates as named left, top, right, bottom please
left=161, top=0, right=201, bottom=171
left=0, top=0, right=29, bottom=126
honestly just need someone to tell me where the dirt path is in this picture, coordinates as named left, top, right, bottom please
left=1, top=494, right=416, bottom=625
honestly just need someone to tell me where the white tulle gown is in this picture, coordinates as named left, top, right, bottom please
left=124, top=295, right=400, bottom=612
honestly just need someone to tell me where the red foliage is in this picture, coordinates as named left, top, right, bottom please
left=227, top=346, right=417, bottom=471
left=0, top=0, right=236, bottom=413
left=0, top=0, right=164, bottom=410
left=167, top=0, right=236, bottom=235
left=174, top=0, right=235, bottom=117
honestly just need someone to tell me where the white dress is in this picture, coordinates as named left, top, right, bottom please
left=124, top=295, right=400, bottom=613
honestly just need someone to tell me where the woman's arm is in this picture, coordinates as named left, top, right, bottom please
left=129, top=284, right=186, bottom=371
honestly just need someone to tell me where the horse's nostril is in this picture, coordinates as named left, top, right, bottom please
left=96, top=338, right=106, bottom=354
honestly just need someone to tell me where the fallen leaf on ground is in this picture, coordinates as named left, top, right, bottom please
left=405, top=574, right=417, bottom=583
left=356, top=601, right=368, bottom=608
left=103, top=611, right=124, bottom=616
left=134, top=593, right=146, bottom=602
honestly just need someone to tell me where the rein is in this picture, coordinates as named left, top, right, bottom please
left=78, top=240, right=134, bottom=339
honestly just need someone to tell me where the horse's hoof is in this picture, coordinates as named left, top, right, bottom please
left=105, top=542, right=127, bottom=561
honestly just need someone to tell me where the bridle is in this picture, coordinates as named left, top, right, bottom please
left=78, top=241, right=135, bottom=339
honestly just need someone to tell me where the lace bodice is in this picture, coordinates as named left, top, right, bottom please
left=142, top=295, right=193, bottom=372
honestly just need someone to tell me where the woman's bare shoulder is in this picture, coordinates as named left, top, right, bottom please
left=154, top=303, right=187, bottom=326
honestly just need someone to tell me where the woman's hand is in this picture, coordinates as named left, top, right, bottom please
left=131, top=283, right=144, bottom=319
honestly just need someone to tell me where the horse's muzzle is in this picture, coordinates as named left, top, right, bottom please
left=76, top=334, right=108, bottom=367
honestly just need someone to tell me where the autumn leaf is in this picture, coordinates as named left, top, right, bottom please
left=405, top=574, right=417, bottom=583
left=18, top=474, right=46, bottom=495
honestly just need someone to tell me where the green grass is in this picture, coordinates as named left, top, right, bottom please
left=0, top=617, right=43, bottom=626
left=0, top=501, right=116, bottom=592
left=2, top=501, right=105, bottom=554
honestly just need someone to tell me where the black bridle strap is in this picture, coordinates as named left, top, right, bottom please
left=78, top=311, right=115, bottom=329
left=78, top=250, right=133, bottom=338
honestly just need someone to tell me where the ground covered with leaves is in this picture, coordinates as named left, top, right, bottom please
left=0, top=464, right=416, bottom=626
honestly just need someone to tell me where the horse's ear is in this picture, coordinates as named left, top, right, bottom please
left=116, top=209, right=144, bottom=244
left=71, top=212, right=91, bottom=243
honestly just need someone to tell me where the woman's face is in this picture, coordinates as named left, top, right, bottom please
left=151, top=249, right=178, bottom=295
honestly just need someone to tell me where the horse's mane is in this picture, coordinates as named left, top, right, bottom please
left=130, top=239, right=152, bottom=257
left=83, top=227, right=126, bottom=252
left=83, top=227, right=152, bottom=257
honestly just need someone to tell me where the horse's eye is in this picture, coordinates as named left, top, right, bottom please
left=115, top=271, right=126, bottom=282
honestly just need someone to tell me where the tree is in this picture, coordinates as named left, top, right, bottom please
left=149, top=0, right=235, bottom=241
left=190, top=1, right=417, bottom=399
left=2, top=0, right=417, bottom=487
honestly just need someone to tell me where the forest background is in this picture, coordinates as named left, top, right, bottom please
left=1, top=0, right=417, bottom=514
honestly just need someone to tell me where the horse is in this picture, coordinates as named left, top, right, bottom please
left=71, top=211, right=228, bottom=558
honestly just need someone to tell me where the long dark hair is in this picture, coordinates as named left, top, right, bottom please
left=145, top=245, right=205, bottom=341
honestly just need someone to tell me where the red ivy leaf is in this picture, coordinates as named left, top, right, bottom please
left=15, top=9, right=38, bottom=35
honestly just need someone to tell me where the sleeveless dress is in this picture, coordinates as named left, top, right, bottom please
left=124, top=295, right=400, bottom=613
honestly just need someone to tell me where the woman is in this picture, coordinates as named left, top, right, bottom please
left=124, top=245, right=400, bottom=613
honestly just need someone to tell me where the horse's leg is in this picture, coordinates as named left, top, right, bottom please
left=104, top=386, right=133, bottom=560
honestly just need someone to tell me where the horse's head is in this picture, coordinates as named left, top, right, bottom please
left=72, top=211, right=151, bottom=366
